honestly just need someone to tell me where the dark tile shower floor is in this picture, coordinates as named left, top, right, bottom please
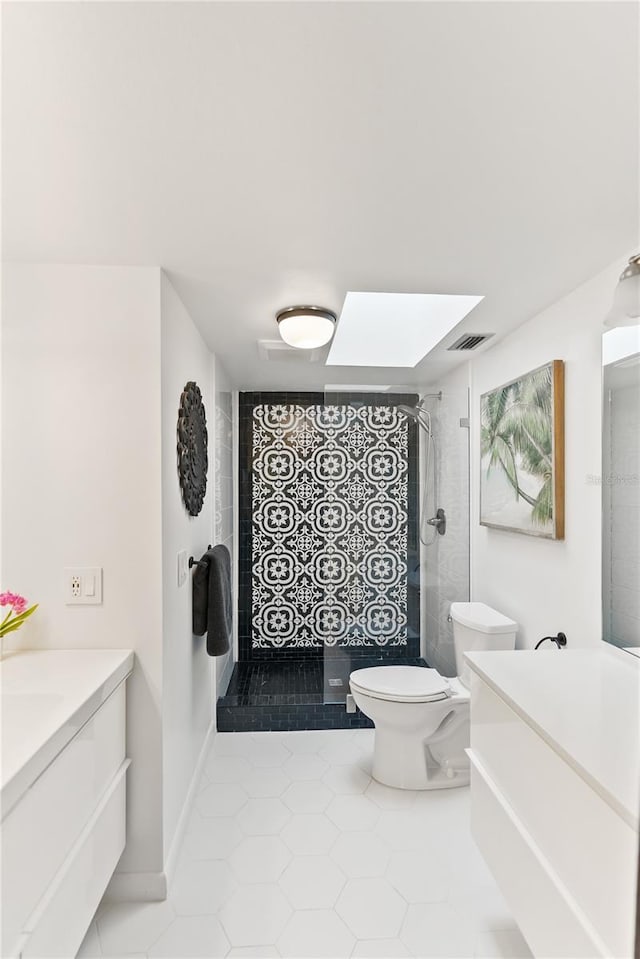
left=217, top=655, right=428, bottom=732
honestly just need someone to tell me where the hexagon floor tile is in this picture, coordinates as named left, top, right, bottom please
left=326, top=794, right=381, bottom=831
left=96, top=901, right=175, bottom=955
left=352, top=939, right=412, bottom=957
left=242, top=766, right=291, bottom=797
left=148, top=915, right=230, bottom=957
left=245, top=737, right=291, bottom=768
left=366, top=779, right=418, bottom=810
left=281, top=812, right=339, bottom=855
left=331, top=830, right=391, bottom=878
left=282, top=778, right=335, bottom=813
left=219, top=884, right=293, bottom=946
left=283, top=752, right=330, bottom=781
left=386, top=849, right=450, bottom=904
left=319, top=738, right=366, bottom=766
left=279, top=730, right=328, bottom=754
left=170, top=859, right=238, bottom=916
left=227, top=947, right=280, bottom=958
left=196, top=781, right=248, bottom=818
left=277, top=909, right=355, bottom=958
left=322, top=763, right=372, bottom=795
left=204, top=754, right=252, bottom=783
left=86, top=730, right=520, bottom=958
left=400, top=901, right=478, bottom=958
left=230, top=835, right=292, bottom=884
left=236, top=796, right=291, bottom=835
left=279, top=855, right=346, bottom=909
left=335, top=877, right=407, bottom=939
left=180, top=810, right=244, bottom=861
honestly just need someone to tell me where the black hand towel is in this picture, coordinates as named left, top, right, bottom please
left=192, top=545, right=232, bottom=657
left=192, top=550, right=212, bottom=637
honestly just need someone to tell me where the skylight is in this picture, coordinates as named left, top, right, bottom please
left=326, top=292, right=484, bottom=368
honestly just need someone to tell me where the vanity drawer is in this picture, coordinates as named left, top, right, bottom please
left=1, top=683, right=126, bottom=958
left=469, top=754, right=608, bottom=958
left=470, top=675, right=637, bottom=958
left=21, top=762, right=128, bottom=958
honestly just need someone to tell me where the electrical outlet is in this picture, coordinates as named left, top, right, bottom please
left=64, top=567, right=103, bottom=605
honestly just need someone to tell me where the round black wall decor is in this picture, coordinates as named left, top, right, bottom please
left=177, top=381, right=208, bottom=516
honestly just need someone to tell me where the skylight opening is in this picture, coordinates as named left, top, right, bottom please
left=326, top=292, right=484, bottom=368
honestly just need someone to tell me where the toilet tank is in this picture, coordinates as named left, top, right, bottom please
left=450, top=602, right=518, bottom=688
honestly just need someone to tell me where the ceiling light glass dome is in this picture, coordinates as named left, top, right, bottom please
left=276, top=306, right=337, bottom=349
left=605, top=255, right=640, bottom=328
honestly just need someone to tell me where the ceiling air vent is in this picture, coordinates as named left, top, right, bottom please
left=447, top=333, right=494, bottom=351
left=257, top=339, right=324, bottom=363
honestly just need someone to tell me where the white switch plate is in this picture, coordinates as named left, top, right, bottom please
left=177, top=550, right=188, bottom=587
left=64, top=567, right=103, bottom=605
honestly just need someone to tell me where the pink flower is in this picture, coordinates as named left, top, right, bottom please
left=12, top=596, right=28, bottom=614
left=0, top=591, right=29, bottom=614
left=0, top=592, right=37, bottom=640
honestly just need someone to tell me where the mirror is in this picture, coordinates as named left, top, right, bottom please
left=602, top=325, right=640, bottom=653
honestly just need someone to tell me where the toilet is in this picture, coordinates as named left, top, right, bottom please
left=349, top=602, right=517, bottom=790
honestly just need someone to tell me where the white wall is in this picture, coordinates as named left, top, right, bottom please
left=159, top=274, right=215, bottom=863
left=2, top=265, right=236, bottom=900
left=468, top=258, right=626, bottom=649
left=213, top=357, right=235, bottom=698
left=2, top=265, right=165, bottom=885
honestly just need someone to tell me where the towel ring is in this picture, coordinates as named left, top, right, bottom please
left=189, top=546, right=213, bottom=570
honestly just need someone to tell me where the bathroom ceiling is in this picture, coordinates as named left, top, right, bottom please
left=3, top=2, right=638, bottom=390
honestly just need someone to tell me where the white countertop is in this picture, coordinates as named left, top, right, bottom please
left=0, top=649, right=134, bottom=817
left=466, top=646, right=640, bottom=830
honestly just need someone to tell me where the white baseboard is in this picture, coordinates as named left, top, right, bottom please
left=104, top=721, right=215, bottom=903
left=163, top=718, right=216, bottom=891
left=103, top=869, right=167, bottom=902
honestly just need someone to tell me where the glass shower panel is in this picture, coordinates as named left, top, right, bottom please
left=420, top=386, right=471, bottom=676
left=237, top=387, right=468, bottom=715
left=240, top=391, right=420, bottom=697
left=320, top=390, right=420, bottom=701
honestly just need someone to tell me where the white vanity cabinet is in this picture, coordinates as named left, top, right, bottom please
left=0, top=649, right=134, bottom=959
left=467, top=648, right=639, bottom=959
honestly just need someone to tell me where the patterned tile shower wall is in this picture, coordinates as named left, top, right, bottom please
left=239, top=393, right=419, bottom=659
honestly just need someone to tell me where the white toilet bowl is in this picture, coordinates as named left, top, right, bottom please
left=350, top=602, right=518, bottom=790
left=350, top=667, right=470, bottom=790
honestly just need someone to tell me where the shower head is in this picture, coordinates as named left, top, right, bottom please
left=397, top=404, right=420, bottom=420
left=397, top=391, right=442, bottom=421
left=397, top=404, right=433, bottom=437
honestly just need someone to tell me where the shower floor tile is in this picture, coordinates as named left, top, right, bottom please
left=224, top=659, right=325, bottom=705
left=217, top=657, right=428, bottom=732
left=222, top=657, right=427, bottom=707
left=80, top=729, right=530, bottom=959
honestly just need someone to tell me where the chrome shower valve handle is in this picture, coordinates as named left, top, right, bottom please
left=426, top=508, right=446, bottom=535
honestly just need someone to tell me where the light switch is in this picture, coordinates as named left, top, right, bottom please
left=177, top=550, right=188, bottom=587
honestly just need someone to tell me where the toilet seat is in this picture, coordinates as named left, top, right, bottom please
left=349, top=666, right=451, bottom=703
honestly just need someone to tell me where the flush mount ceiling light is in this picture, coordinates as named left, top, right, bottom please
left=276, top=306, right=337, bottom=349
left=605, top=254, right=640, bottom=328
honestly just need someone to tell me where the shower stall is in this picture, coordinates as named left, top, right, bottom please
left=217, top=386, right=470, bottom=731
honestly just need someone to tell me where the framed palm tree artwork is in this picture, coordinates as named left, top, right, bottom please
left=480, top=360, right=565, bottom=539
